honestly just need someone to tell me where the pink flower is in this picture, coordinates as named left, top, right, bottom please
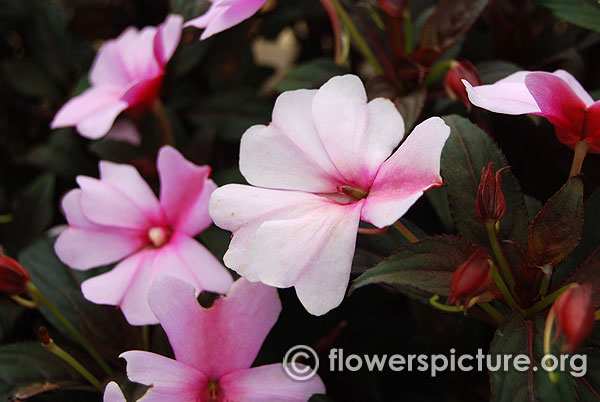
left=185, top=0, right=268, bottom=40
left=103, top=382, right=125, bottom=402
left=54, top=146, right=233, bottom=325
left=121, top=276, right=325, bottom=401
left=463, top=69, right=600, bottom=154
left=209, top=75, right=450, bottom=315
left=50, top=15, right=183, bottom=140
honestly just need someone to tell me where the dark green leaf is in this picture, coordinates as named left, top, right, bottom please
left=534, top=0, right=600, bottom=33
left=2, top=59, right=61, bottom=101
left=489, top=312, right=577, bottom=402
left=528, top=177, right=584, bottom=266
left=350, top=235, right=477, bottom=297
left=394, top=88, right=427, bottom=131
left=524, top=195, right=544, bottom=221
left=441, top=115, right=529, bottom=247
left=274, top=58, right=348, bottom=93
left=576, top=348, right=600, bottom=401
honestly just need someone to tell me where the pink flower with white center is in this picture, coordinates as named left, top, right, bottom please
left=54, top=146, right=233, bottom=325
left=103, top=382, right=126, bottom=402
left=185, top=0, right=268, bottom=40
left=209, top=74, right=451, bottom=315
left=463, top=69, right=600, bottom=154
left=121, top=276, right=325, bottom=401
left=50, top=15, right=183, bottom=140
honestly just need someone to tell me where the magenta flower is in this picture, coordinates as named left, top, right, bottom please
left=121, top=276, right=325, bottom=401
left=185, top=0, right=268, bottom=40
left=103, top=382, right=125, bottom=402
left=463, top=69, right=600, bottom=154
left=209, top=74, right=450, bottom=315
left=50, top=15, right=183, bottom=140
left=55, top=146, right=233, bottom=325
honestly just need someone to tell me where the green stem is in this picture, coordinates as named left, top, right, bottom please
left=485, top=221, right=516, bottom=292
left=524, top=283, right=577, bottom=318
left=402, top=10, right=413, bottom=54
left=10, top=293, right=40, bottom=309
left=596, top=310, right=600, bottom=321
left=569, top=140, right=589, bottom=178
left=479, top=303, right=504, bottom=325
left=42, top=338, right=102, bottom=391
left=430, top=295, right=468, bottom=312
left=539, top=274, right=550, bottom=296
left=423, top=60, right=455, bottom=87
left=152, top=99, right=175, bottom=146
left=26, top=283, right=113, bottom=375
left=543, top=309, right=560, bottom=383
left=393, top=221, right=419, bottom=243
left=328, top=0, right=384, bottom=74
left=489, top=261, right=521, bottom=312
left=0, top=214, right=13, bottom=223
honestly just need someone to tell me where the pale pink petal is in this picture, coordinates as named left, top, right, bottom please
left=361, top=117, right=450, bottom=228
left=99, top=161, right=164, bottom=225
left=60, top=189, right=96, bottom=228
left=103, top=382, right=126, bottom=402
left=128, top=26, right=162, bottom=79
left=209, top=184, right=327, bottom=280
left=169, top=234, right=233, bottom=294
left=157, top=146, right=214, bottom=235
left=553, top=69, right=594, bottom=107
left=120, top=351, right=208, bottom=402
left=154, top=14, right=183, bottom=67
left=463, top=71, right=541, bottom=115
left=90, top=37, right=133, bottom=87
left=252, top=200, right=363, bottom=316
left=524, top=72, right=587, bottom=133
left=147, top=276, right=281, bottom=378
left=81, top=251, right=148, bottom=309
left=311, top=75, right=372, bottom=189
left=50, top=86, right=127, bottom=139
left=118, top=251, right=160, bottom=325
left=187, top=0, right=268, bottom=40
left=76, top=176, right=152, bottom=230
left=105, top=118, right=142, bottom=146
left=54, top=226, right=144, bottom=270
left=220, top=364, right=325, bottom=402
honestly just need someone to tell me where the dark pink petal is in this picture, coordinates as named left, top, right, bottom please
left=252, top=199, right=364, bottom=316
left=147, top=276, right=281, bottom=378
left=525, top=72, right=587, bottom=134
left=220, top=364, right=325, bottom=401
left=157, top=146, right=214, bottom=235
left=553, top=69, right=594, bottom=107
left=361, top=117, right=450, bottom=228
left=584, top=100, right=600, bottom=154
left=120, top=351, right=208, bottom=401
left=153, top=14, right=183, bottom=67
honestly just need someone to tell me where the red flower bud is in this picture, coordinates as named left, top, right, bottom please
left=552, top=284, right=595, bottom=352
left=444, top=61, right=481, bottom=110
left=449, top=248, right=494, bottom=307
left=0, top=253, right=31, bottom=295
left=377, top=0, right=408, bottom=18
left=476, top=163, right=509, bottom=223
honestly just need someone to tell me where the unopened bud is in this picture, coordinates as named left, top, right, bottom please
left=377, top=0, right=408, bottom=18
left=444, top=61, right=481, bottom=110
left=476, top=163, right=509, bottom=224
left=39, top=326, right=51, bottom=346
left=449, top=248, right=493, bottom=308
left=552, top=284, right=595, bottom=352
left=0, top=252, right=31, bottom=295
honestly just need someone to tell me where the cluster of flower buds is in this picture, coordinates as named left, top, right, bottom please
left=0, top=252, right=30, bottom=296
left=444, top=61, right=481, bottom=111
left=476, top=163, right=509, bottom=224
left=550, top=284, right=595, bottom=352
left=449, top=248, right=494, bottom=310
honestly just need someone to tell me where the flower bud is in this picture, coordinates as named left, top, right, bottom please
left=0, top=253, right=30, bottom=295
left=476, top=163, right=508, bottom=224
left=377, top=0, right=408, bottom=18
left=444, top=61, right=481, bottom=110
left=552, top=284, right=595, bottom=352
left=449, top=248, right=493, bottom=307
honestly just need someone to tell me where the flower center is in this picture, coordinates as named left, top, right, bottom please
left=206, top=380, right=221, bottom=402
left=147, top=227, right=170, bottom=248
left=338, top=185, right=368, bottom=200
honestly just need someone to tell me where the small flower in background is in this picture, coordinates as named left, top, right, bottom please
left=444, top=60, right=481, bottom=111
left=55, top=146, right=232, bottom=325
left=551, top=283, right=595, bottom=352
left=185, top=0, right=268, bottom=40
left=50, top=15, right=183, bottom=140
left=463, top=69, right=600, bottom=176
left=103, top=382, right=125, bottom=402
left=121, top=276, right=325, bottom=401
left=210, top=74, right=450, bottom=315
left=476, top=162, right=508, bottom=224
left=0, top=252, right=30, bottom=295
left=448, top=248, right=494, bottom=309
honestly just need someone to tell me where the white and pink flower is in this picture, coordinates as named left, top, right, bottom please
left=209, top=74, right=450, bottom=315
left=55, top=146, right=232, bottom=325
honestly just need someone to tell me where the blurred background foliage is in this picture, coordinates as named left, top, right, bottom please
left=0, top=0, right=599, bottom=400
